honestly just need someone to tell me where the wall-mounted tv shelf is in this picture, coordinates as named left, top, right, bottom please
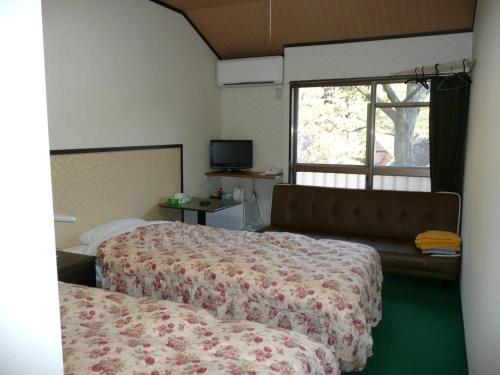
left=205, top=171, right=282, bottom=180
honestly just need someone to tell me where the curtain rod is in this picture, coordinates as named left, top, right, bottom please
left=393, top=58, right=476, bottom=76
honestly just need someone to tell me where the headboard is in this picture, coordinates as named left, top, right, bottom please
left=50, top=145, right=182, bottom=248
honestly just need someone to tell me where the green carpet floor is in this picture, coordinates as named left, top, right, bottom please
left=357, top=273, right=468, bottom=375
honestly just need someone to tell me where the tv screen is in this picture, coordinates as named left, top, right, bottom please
left=210, top=140, right=253, bottom=170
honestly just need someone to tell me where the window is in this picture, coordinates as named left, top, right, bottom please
left=291, top=79, right=431, bottom=191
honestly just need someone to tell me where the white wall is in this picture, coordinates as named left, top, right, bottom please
left=221, top=86, right=285, bottom=170
left=461, top=1, right=500, bottom=374
left=285, top=33, right=473, bottom=82
left=219, top=85, right=285, bottom=225
left=42, top=0, right=221, bottom=195
left=0, top=0, right=63, bottom=373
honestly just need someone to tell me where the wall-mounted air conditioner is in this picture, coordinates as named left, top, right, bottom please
left=217, top=56, right=283, bottom=87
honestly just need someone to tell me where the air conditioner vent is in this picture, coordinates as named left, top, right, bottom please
left=217, top=56, right=283, bottom=87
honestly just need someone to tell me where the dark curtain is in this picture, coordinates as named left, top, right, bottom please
left=429, top=73, right=471, bottom=194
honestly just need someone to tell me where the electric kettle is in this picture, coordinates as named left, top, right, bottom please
left=232, top=185, right=245, bottom=201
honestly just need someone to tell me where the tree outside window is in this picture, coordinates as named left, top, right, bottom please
left=293, top=79, right=430, bottom=191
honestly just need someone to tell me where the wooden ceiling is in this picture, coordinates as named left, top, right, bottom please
left=157, top=0, right=476, bottom=59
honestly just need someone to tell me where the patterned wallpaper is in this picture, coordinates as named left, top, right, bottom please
left=51, top=148, right=181, bottom=248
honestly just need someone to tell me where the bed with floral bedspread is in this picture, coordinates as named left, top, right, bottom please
left=97, top=221, right=382, bottom=371
left=60, top=282, right=339, bottom=375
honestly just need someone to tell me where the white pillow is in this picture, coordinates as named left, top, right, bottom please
left=80, top=218, right=147, bottom=245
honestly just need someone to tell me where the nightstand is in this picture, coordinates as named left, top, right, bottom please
left=56, top=251, right=96, bottom=287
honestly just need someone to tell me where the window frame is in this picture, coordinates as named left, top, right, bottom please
left=289, top=76, right=431, bottom=189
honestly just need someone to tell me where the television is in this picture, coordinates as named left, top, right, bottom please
left=210, top=140, right=253, bottom=171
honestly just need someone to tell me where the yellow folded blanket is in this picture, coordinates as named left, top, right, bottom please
left=415, top=230, right=462, bottom=252
left=416, top=230, right=461, bottom=241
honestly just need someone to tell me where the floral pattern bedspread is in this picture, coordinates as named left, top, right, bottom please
left=59, top=282, right=339, bottom=375
left=97, top=222, right=382, bottom=371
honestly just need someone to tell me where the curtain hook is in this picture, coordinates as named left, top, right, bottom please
left=434, top=63, right=440, bottom=77
left=423, top=67, right=429, bottom=89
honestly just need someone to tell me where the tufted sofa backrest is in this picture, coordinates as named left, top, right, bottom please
left=270, top=184, right=460, bottom=240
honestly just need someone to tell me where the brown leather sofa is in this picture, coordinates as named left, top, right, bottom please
left=260, top=184, right=461, bottom=281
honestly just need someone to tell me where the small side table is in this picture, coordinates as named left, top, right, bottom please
left=159, top=197, right=241, bottom=225
left=56, top=251, right=96, bottom=287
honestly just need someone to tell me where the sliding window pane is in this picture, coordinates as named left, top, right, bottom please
left=297, top=86, right=370, bottom=165
left=296, top=172, right=366, bottom=189
left=374, top=107, right=430, bottom=167
left=376, top=82, right=430, bottom=103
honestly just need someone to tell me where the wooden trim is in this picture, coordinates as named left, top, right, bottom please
left=296, top=164, right=369, bottom=175
left=149, top=0, right=182, bottom=13
left=472, top=0, right=478, bottom=30
left=148, top=0, right=221, bottom=59
left=290, top=86, right=300, bottom=184
left=290, top=75, right=436, bottom=88
left=287, top=84, right=294, bottom=184
left=284, top=29, right=473, bottom=50
left=50, top=144, right=182, bottom=155
left=366, top=82, right=377, bottom=189
left=179, top=144, right=184, bottom=193
left=294, top=164, right=430, bottom=178
left=222, top=81, right=275, bottom=86
left=219, top=53, right=284, bottom=61
left=373, top=167, right=430, bottom=178
left=376, top=102, right=430, bottom=108
left=205, top=171, right=282, bottom=180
